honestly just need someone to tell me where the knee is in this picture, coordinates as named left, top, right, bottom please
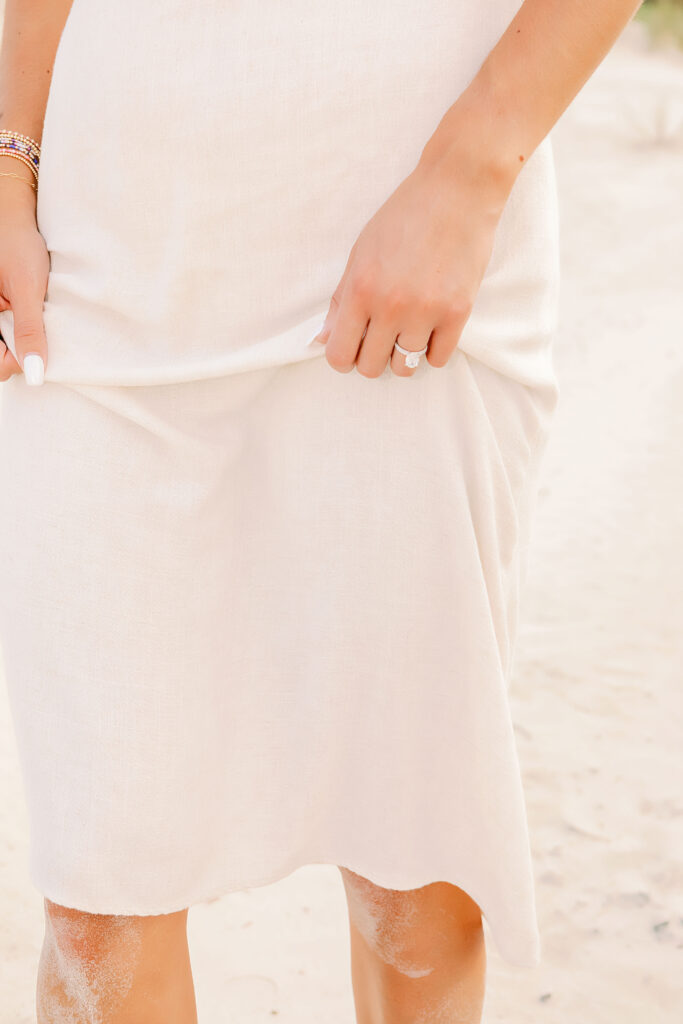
left=38, top=899, right=191, bottom=1022
left=43, top=897, right=144, bottom=967
left=339, top=868, right=484, bottom=977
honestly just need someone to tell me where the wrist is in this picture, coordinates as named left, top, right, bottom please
left=0, top=180, right=38, bottom=219
left=0, top=156, right=38, bottom=216
left=417, top=60, right=538, bottom=212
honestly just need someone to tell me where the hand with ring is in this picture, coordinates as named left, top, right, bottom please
left=312, top=133, right=515, bottom=379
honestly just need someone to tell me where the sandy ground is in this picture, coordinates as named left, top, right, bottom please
left=1, top=19, right=681, bottom=1024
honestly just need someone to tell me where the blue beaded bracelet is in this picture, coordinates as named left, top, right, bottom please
left=0, top=130, right=41, bottom=182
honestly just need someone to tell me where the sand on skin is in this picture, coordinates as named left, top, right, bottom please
left=0, top=18, right=681, bottom=1024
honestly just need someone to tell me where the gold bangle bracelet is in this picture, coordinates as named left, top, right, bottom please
left=0, top=171, right=38, bottom=191
left=0, top=149, right=39, bottom=182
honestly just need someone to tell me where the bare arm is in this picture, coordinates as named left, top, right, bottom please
left=0, top=0, right=73, bottom=209
left=422, top=0, right=645, bottom=192
left=318, top=0, right=645, bottom=376
left=0, top=0, right=72, bottom=380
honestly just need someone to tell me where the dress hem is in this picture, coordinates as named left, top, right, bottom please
left=30, top=853, right=542, bottom=970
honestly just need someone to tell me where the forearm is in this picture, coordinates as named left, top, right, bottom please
left=421, top=0, right=644, bottom=197
left=0, top=0, right=72, bottom=208
left=0, top=0, right=72, bottom=136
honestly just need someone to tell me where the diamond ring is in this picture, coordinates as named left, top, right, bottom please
left=393, top=340, right=429, bottom=369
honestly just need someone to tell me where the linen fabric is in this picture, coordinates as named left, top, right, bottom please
left=0, top=0, right=560, bottom=968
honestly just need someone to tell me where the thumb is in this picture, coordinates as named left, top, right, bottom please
left=10, top=281, right=48, bottom=386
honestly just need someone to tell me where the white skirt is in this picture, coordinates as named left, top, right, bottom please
left=0, top=0, right=560, bottom=969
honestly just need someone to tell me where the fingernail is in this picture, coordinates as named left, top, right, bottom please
left=307, top=321, right=330, bottom=346
left=23, top=353, right=45, bottom=386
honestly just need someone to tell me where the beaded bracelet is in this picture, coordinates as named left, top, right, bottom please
left=0, top=129, right=41, bottom=183
left=0, top=133, right=41, bottom=157
left=0, top=128, right=41, bottom=157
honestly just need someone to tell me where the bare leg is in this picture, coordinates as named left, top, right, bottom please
left=36, top=898, right=198, bottom=1024
left=339, top=867, right=486, bottom=1024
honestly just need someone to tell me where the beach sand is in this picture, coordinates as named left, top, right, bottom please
left=1, top=19, right=681, bottom=1023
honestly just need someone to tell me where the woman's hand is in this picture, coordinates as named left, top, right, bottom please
left=0, top=180, right=50, bottom=384
left=314, top=140, right=515, bottom=378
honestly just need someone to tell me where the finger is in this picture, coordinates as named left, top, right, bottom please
left=425, top=320, right=463, bottom=369
left=310, top=290, right=339, bottom=348
left=0, top=338, right=22, bottom=382
left=354, top=315, right=399, bottom=379
left=389, top=327, right=432, bottom=378
left=312, top=239, right=360, bottom=348
left=426, top=293, right=473, bottom=368
left=325, top=273, right=370, bottom=374
left=313, top=288, right=340, bottom=348
left=9, top=280, right=48, bottom=385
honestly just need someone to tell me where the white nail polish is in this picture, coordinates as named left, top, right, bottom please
left=23, top=353, right=45, bottom=386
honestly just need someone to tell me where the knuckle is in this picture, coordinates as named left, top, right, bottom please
left=415, top=289, right=443, bottom=317
left=8, top=261, right=46, bottom=294
left=349, top=269, right=376, bottom=305
left=14, top=318, right=44, bottom=340
left=444, top=292, right=473, bottom=322
left=325, top=348, right=352, bottom=373
left=431, top=292, right=455, bottom=319
left=381, top=285, right=408, bottom=316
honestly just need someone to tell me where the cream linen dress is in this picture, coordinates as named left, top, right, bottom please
left=0, top=0, right=560, bottom=968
